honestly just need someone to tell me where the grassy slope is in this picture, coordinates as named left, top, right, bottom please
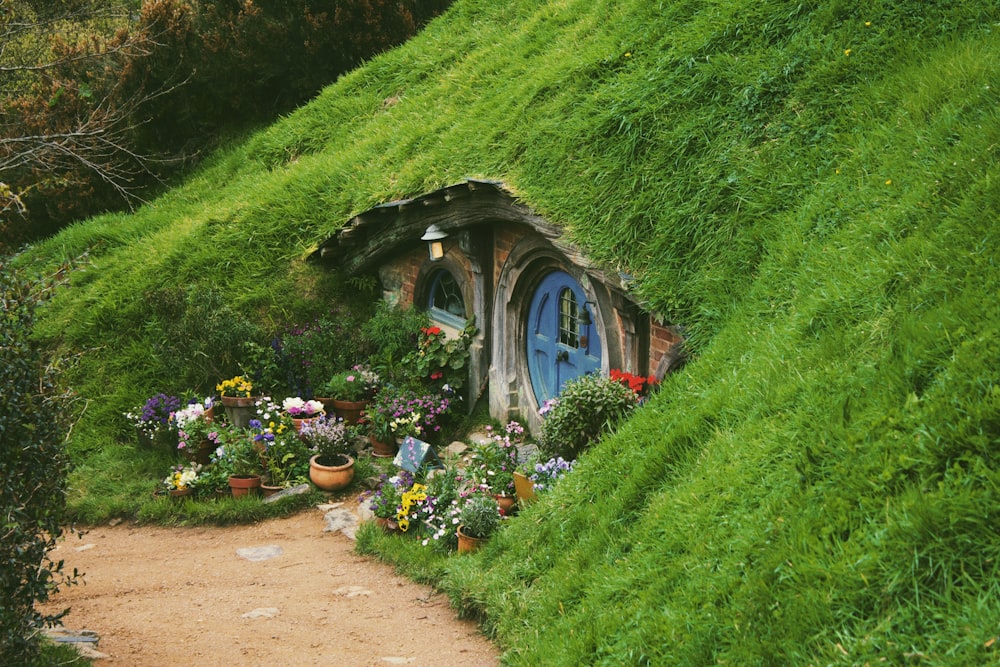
left=13, top=0, right=1000, bottom=663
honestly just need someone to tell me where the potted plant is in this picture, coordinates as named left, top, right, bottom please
left=515, top=455, right=575, bottom=504
left=126, top=392, right=181, bottom=448
left=216, top=429, right=262, bottom=497
left=252, top=419, right=311, bottom=493
left=281, top=396, right=326, bottom=435
left=162, top=462, right=202, bottom=499
left=537, top=372, right=638, bottom=460
left=318, top=365, right=380, bottom=423
left=299, top=415, right=356, bottom=492
left=362, top=470, right=414, bottom=531
left=456, top=493, right=502, bottom=552
left=216, top=375, right=258, bottom=428
left=169, top=397, right=218, bottom=464
left=369, top=385, right=455, bottom=449
left=469, top=421, right=523, bottom=513
left=399, top=320, right=477, bottom=392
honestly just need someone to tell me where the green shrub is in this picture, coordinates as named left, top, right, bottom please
left=0, top=265, right=76, bottom=662
left=458, top=493, right=503, bottom=539
left=538, top=373, right=638, bottom=460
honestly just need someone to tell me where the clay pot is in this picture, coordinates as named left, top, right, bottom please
left=456, top=525, right=488, bottom=553
left=219, top=396, right=256, bottom=428
left=308, top=454, right=355, bottom=492
left=369, top=435, right=397, bottom=458
left=228, top=474, right=261, bottom=498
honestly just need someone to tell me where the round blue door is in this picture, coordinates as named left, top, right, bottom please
left=527, top=270, right=602, bottom=404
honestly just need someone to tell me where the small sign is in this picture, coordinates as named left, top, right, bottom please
left=393, top=436, right=443, bottom=473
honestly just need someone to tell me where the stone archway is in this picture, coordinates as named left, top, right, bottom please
left=490, top=236, right=617, bottom=434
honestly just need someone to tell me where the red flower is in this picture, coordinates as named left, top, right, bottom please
left=430, top=371, right=444, bottom=380
left=421, top=326, right=443, bottom=336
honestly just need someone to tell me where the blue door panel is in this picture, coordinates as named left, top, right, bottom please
left=527, top=270, right=602, bottom=405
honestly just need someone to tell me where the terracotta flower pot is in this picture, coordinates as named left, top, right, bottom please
left=168, top=487, right=192, bottom=500
left=228, top=474, right=261, bottom=498
left=368, top=435, right=397, bottom=458
left=330, top=399, right=369, bottom=425
left=494, top=494, right=517, bottom=516
left=456, top=525, right=488, bottom=553
left=308, top=454, right=355, bottom=492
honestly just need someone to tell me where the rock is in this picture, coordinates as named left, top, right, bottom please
left=242, top=607, right=280, bottom=619
left=443, top=441, right=469, bottom=457
left=332, top=585, right=372, bottom=597
left=516, top=443, right=539, bottom=464
left=43, top=628, right=107, bottom=659
left=323, top=507, right=359, bottom=540
left=380, top=657, right=415, bottom=665
left=236, top=545, right=283, bottom=562
left=466, top=431, right=492, bottom=446
left=262, top=483, right=311, bottom=503
left=74, top=543, right=95, bottom=552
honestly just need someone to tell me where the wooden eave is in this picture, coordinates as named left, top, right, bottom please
left=309, top=178, right=634, bottom=296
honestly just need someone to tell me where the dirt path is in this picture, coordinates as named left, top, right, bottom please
left=39, top=506, right=499, bottom=666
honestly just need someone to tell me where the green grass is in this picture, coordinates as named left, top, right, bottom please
left=10, top=0, right=1000, bottom=663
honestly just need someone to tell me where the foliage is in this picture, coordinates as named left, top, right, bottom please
left=0, top=0, right=455, bottom=245
left=359, top=301, right=430, bottom=376
left=400, top=320, right=477, bottom=391
left=253, top=420, right=311, bottom=487
left=470, top=421, right=524, bottom=497
left=457, top=492, right=502, bottom=539
left=537, top=373, right=637, bottom=460
left=277, top=309, right=367, bottom=398
left=298, top=415, right=357, bottom=462
left=0, top=264, right=75, bottom=663
left=320, top=365, right=380, bottom=401
left=211, top=427, right=261, bottom=478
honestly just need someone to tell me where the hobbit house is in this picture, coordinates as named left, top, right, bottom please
left=311, top=179, right=684, bottom=433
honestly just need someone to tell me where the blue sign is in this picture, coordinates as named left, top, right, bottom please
left=393, top=436, right=443, bottom=473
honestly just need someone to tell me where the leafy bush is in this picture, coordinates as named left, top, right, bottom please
left=0, top=266, right=75, bottom=662
left=538, top=373, right=638, bottom=460
left=458, top=493, right=503, bottom=539
left=359, top=301, right=430, bottom=378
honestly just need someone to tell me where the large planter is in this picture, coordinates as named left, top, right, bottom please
left=228, top=474, right=261, bottom=498
left=308, top=454, right=355, bottom=492
left=327, top=399, right=369, bottom=425
left=220, top=396, right=257, bottom=429
left=513, top=471, right=537, bottom=505
left=369, top=435, right=398, bottom=458
left=456, top=525, right=488, bottom=553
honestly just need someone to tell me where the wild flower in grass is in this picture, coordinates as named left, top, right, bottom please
left=125, top=393, right=181, bottom=439
left=531, top=457, right=575, bottom=492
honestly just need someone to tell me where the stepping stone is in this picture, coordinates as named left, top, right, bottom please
left=236, top=545, right=283, bottom=561
left=323, top=507, right=359, bottom=539
left=262, top=483, right=311, bottom=503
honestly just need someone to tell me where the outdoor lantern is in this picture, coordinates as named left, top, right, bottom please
left=421, top=224, right=448, bottom=261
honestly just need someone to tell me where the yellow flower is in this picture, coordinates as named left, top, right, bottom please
left=865, top=21, right=872, bottom=27
left=885, top=179, right=892, bottom=185
left=844, top=49, right=851, bottom=57
left=398, top=518, right=410, bottom=532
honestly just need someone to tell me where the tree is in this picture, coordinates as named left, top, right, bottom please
left=0, top=261, right=76, bottom=662
left=0, top=1, right=174, bottom=250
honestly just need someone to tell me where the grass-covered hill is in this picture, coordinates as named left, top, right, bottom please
left=12, top=0, right=1000, bottom=663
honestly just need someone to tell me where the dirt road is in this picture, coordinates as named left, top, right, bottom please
left=39, top=507, right=499, bottom=666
